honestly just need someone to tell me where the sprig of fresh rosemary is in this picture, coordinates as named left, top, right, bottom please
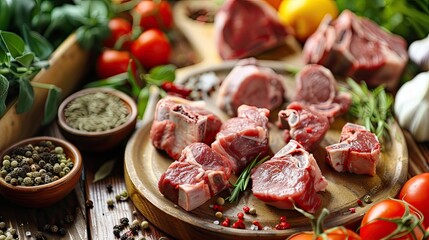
left=344, top=78, right=394, bottom=142
left=226, top=155, right=270, bottom=203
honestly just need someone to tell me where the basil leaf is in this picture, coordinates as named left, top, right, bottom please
left=0, top=75, right=9, bottom=116
left=137, top=86, right=149, bottom=119
left=0, top=31, right=25, bottom=58
left=15, top=52, right=35, bottom=68
left=22, top=25, right=53, bottom=60
left=147, top=64, right=176, bottom=84
left=0, top=44, right=8, bottom=63
left=42, top=85, right=61, bottom=125
left=16, top=78, right=34, bottom=113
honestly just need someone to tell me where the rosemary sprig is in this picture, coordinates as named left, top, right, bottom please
left=344, top=78, right=394, bottom=142
left=226, top=155, right=270, bottom=203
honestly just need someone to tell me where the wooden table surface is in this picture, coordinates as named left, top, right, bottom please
left=1, top=1, right=429, bottom=239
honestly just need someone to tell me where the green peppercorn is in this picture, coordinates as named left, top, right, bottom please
left=249, top=207, right=257, bottom=215
left=59, top=171, right=65, bottom=178
left=10, top=178, right=18, bottom=186
left=4, top=176, right=11, bottom=183
left=10, top=161, right=17, bottom=168
left=63, top=167, right=70, bottom=174
left=8, top=228, right=16, bottom=236
left=53, top=164, right=62, bottom=174
left=107, top=199, right=115, bottom=208
left=54, top=147, right=63, bottom=154
left=2, top=160, right=10, bottom=168
left=0, top=235, right=5, bottom=240
left=140, top=221, right=149, bottom=229
left=52, top=176, right=59, bottom=181
left=0, top=222, right=6, bottom=230
left=215, top=211, right=223, bottom=218
left=0, top=170, right=7, bottom=177
left=3, top=155, right=10, bottom=161
left=25, top=151, right=32, bottom=157
left=23, top=177, right=33, bottom=186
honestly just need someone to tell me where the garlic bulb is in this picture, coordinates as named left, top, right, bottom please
left=409, top=34, right=429, bottom=71
left=394, top=71, right=429, bottom=142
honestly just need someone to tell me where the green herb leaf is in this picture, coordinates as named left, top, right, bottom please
left=16, top=78, right=34, bottom=113
left=226, top=155, right=270, bottom=203
left=344, top=78, right=393, bottom=142
left=0, top=31, right=25, bottom=58
left=84, top=73, right=128, bottom=88
left=93, top=159, right=116, bottom=183
left=42, top=86, right=62, bottom=125
left=15, top=52, right=35, bottom=68
left=127, top=59, right=142, bottom=98
left=0, top=74, right=9, bottom=116
left=21, top=25, right=53, bottom=60
left=145, top=64, right=177, bottom=85
left=137, top=86, right=150, bottom=119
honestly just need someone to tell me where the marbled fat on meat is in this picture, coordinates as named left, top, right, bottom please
left=326, top=123, right=381, bottom=176
left=212, top=105, right=270, bottom=174
left=158, top=143, right=232, bottom=211
left=150, top=96, right=222, bottom=160
left=251, top=140, right=327, bottom=213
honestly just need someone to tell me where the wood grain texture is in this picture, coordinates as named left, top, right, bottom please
left=124, top=61, right=409, bottom=239
left=0, top=34, right=91, bottom=152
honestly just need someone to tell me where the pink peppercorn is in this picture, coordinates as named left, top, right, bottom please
left=237, top=212, right=244, bottom=219
left=252, top=221, right=263, bottom=230
left=275, top=221, right=291, bottom=230
left=221, top=218, right=230, bottom=227
left=232, top=219, right=245, bottom=229
left=213, top=204, right=223, bottom=212
left=357, top=199, right=363, bottom=206
left=243, top=206, right=250, bottom=214
left=349, top=207, right=356, bottom=213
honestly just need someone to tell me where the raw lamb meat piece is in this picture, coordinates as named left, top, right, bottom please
left=214, top=0, right=291, bottom=60
left=279, top=102, right=330, bottom=151
left=251, top=140, right=327, bottom=213
left=303, top=10, right=408, bottom=91
left=294, top=64, right=351, bottom=122
left=326, top=123, right=381, bottom=176
left=217, top=58, right=286, bottom=116
left=150, top=96, right=222, bottom=160
left=212, top=105, right=270, bottom=174
left=158, top=143, right=232, bottom=211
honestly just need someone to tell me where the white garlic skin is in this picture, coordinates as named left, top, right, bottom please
left=409, top=34, right=429, bottom=71
left=394, top=71, right=429, bottom=142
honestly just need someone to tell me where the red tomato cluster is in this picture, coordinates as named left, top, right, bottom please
left=289, top=173, right=429, bottom=239
left=96, top=0, right=173, bottom=79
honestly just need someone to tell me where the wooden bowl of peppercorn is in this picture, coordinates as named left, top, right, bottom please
left=0, top=136, right=83, bottom=208
left=57, top=87, right=138, bottom=152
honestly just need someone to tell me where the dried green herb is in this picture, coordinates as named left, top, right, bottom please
left=93, top=159, right=116, bottom=183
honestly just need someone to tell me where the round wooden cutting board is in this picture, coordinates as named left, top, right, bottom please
left=124, top=60, right=408, bottom=240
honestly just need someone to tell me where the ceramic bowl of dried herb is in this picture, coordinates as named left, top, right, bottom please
left=57, top=87, right=138, bottom=152
left=0, top=136, right=83, bottom=208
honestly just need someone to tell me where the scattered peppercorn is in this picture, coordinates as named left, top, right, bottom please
left=43, top=224, right=51, bottom=232
left=243, top=206, right=250, bottom=214
left=107, top=184, right=113, bottom=193
left=221, top=218, right=230, bottom=227
left=349, top=207, right=356, bottom=213
left=140, top=221, right=149, bottom=230
left=64, top=214, right=74, bottom=224
left=0, top=222, right=5, bottom=230
left=237, top=212, right=244, bottom=220
left=232, top=219, right=245, bottom=229
left=58, top=227, right=67, bottom=235
left=216, top=197, right=225, bottom=206
left=113, top=229, right=121, bottom=238
left=357, top=199, right=363, bottom=206
left=34, top=232, right=47, bottom=240
left=25, top=231, right=31, bottom=237
left=50, top=225, right=59, bottom=233
left=120, top=217, right=129, bottom=226
left=249, top=207, right=257, bottom=215
left=107, top=199, right=115, bottom=208
left=86, top=199, right=94, bottom=208
left=252, top=221, right=263, bottom=230
left=363, top=194, right=372, bottom=203
left=215, top=211, right=223, bottom=219
left=275, top=216, right=291, bottom=230
left=212, top=204, right=223, bottom=212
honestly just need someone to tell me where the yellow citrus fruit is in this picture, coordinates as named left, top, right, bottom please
left=278, top=0, right=339, bottom=41
left=262, top=0, right=283, bottom=10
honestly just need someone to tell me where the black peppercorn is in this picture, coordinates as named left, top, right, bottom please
left=119, top=217, right=129, bottom=226
left=113, top=224, right=124, bottom=231
left=64, top=214, right=74, bottom=224
left=35, top=232, right=47, bottom=240
left=58, top=227, right=67, bottom=235
left=121, top=233, right=128, bottom=240
left=50, top=224, right=59, bottom=233
left=113, top=229, right=121, bottom=238
left=106, top=184, right=113, bottom=193
left=85, top=199, right=94, bottom=208
left=43, top=224, right=51, bottom=232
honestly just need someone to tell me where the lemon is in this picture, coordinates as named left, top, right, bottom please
left=278, top=0, right=339, bottom=41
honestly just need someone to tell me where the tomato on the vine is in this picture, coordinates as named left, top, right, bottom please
left=399, top=173, right=429, bottom=228
left=288, top=228, right=361, bottom=240
left=132, top=0, right=173, bottom=30
left=104, top=18, right=133, bottom=50
left=130, top=28, right=171, bottom=69
left=360, top=199, right=425, bottom=240
left=96, top=49, right=130, bottom=79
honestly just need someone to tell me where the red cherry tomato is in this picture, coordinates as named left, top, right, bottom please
left=132, top=0, right=173, bottom=30
left=399, top=173, right=429, bottom=228
left=130, top=29, right=171, bottom=69
left=360, top=199, right=425, bottom=240
left=289, top=228, right=361, bottom=240
left=96, top=49, right=130, bottom=79
left=104, top=18, right=132, bottom=50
